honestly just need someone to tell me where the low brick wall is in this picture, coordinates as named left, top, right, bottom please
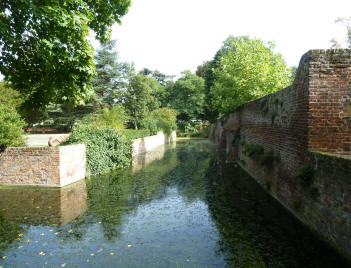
left=132, top=131, right=176, bottom=157
left=210, top=49, right=351, bottom=258
left=0, top=144, right=86, bottom=187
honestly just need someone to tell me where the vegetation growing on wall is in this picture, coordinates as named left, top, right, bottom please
left=67, top=125, right=132, bottom=175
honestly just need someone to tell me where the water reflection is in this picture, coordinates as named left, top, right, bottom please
left=0, top=140, right=349, bottom=267
left=0, top=180, right=87, bottom=226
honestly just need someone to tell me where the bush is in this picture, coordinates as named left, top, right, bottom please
left=177, top=121, right=202, bottom=137
left=0, top=104, right=26, bottom=151
left=151, top=108, right=177, bottom=135
left=121, top=129, right=152, bottom=140
left=139, top=116, right=158, bottom=135
left=80, top=106, right=127, bottom=130
left=67, top=125, right=132, bottom=175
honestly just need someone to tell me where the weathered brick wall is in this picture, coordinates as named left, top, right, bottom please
left=210, top=49, right=351, bottom=258
left=308, top=50, right=351, bottom=155
left=0, top=144, right=86, bottom=187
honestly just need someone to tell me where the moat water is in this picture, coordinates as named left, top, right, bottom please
left=0, top=140, right=350, bottom=267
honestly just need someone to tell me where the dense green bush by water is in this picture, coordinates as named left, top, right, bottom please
left=67, top=125, right=132, bottom=175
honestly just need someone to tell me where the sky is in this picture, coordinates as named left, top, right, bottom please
left=104, top=0, right=351, bottom=76
left=1, top=0, right=351, bottom=80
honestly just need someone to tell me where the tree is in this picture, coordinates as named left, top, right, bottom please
left=0, top=0, right=131, bottom=113
left=0, top=104, right=25, bottom=152
left=124, top=74, right=161, bottom=129
left=0, top=81, right=23, bottom=110
left=91, top=40, right=126, bottom=108
left=210, top=36, right=293, bottom=116
left=168, top=71, right=206, bottom=121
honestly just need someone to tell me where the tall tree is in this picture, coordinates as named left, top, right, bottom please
left=91, top=40, right=125, bottom=108
left=0, top=0, right=131, bottom=113
left=210, top=36, right=293, bottom=116
left=124, top=74, right=161, bottom=129
left=168, top=71, right=206, bottom=121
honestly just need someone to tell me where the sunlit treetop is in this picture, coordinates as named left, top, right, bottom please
left=0, top=0, right=131, bottom=113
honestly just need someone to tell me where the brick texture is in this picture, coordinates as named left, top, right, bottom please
left=210, top=49, right=351, bottom=258
left=0, top=144, right=86, bottom=187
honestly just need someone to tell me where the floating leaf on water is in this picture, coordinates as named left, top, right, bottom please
left=39, top=252, right=46, bottom=256
left=110, top=252, right=115, bottom=256
left=40, top=233, right=45, bottom=236
left=26, top=240, right=30, bottom=244
left=61, top=264, right=66, bottom=267
left=55, top=232, right=60, bottom=235
left=49, top=229, right=53, bottom=232
left=128, top=244, right=132, bottom=248
left=97, top=248, right=103, bottom=253
left=18, top=233, right=24, bottom=237
left=2, top=256, right=6, bottom=259
left=68, top=229, right=73, bottom=233
left=90, top=253, right=95, bottom=256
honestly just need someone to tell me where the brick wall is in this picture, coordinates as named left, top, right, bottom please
left=210, top=49, right=351, bottom=258
left=0, top=144, right=86, bottom=187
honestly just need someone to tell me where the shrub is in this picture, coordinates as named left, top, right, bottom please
left=67, top=125, right=132, bottom=175
left=177, top=121, right=202, bottom=137
left=151, top=108, right=177, bottom=135
left=0, top=104, right=26, bottom=151
left=139, top=116, right=158, bottom=135
left=121, top=129, right=152, bottom=140
left=80, top=106, right=127, bottom=130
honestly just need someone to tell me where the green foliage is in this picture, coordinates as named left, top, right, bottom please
left=295, top=164, right=314, bottom=187
left=151, top=108, right=177, bottom=135
left=124, top=74, right=161, bottom=129
left=67, top=125, right=132, bottom=175
left=244, top=144, right=264, bottom=158
left=120, top=129, right=152, bottom=140
left=139, top=116, right=159, bottom=135
left=210, top=36, right=294, bottom=116
left=80, top=106, right=127, bottom=130
left=258, top=151, right=280, bottom=167
left=0, top=82, right=23, bottom=109
left=0, top=0, right=131, bottom=112
left=167, top=71, right=206, bottom=121
left=177, top=121, right=202, bottom=137
left=91, top=40, right=127, bottom=108
left=0, top=104, right=26, bottom=151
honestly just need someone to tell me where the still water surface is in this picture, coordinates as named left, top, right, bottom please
left=0, top=140, right=350, bottom=267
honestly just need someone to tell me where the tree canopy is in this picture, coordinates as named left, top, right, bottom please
left=0, top=0, right=131, bottom=112
left=209, top=36, right=293, bottom=116
left=167, top=71, right=206, bottom=121
left=124, top=74, right=161, bottom=129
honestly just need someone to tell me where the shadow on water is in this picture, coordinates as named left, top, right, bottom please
left=0, top=139, right=350, bottom=267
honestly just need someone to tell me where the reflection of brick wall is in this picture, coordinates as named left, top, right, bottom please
left=210, top=49, right=351, bottom=258
left=0, top=144, right=86, bottom=187
left=0, top=180, right=87, bottom=226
